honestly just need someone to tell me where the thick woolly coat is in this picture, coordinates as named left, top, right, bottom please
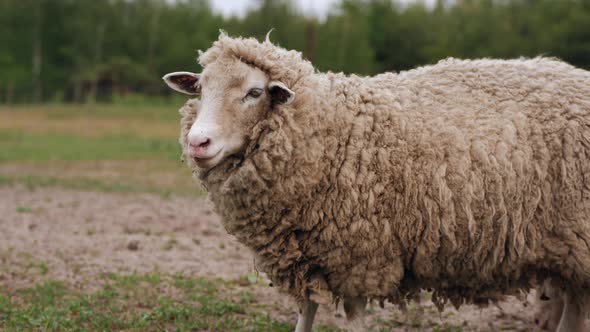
left=179, top=35, right=590, bottom=308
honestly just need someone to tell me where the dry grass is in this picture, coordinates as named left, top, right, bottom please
left=0, top=106, right=179, bottom=139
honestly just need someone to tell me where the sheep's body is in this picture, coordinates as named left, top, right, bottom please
left=179, top=35, right=590, bottom=320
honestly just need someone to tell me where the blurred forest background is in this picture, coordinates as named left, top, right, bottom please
left=1, top=0, right=590, bottom=104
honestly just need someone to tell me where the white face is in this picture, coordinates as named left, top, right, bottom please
left=163, top=58, right=294, bottom=169
left=187, top=66, right=269, bottom=169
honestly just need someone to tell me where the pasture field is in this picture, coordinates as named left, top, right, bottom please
left=0, top=105, right=538, bottom=331
left=0, top=104, right=196, bottom=197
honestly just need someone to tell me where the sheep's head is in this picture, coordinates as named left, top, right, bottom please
left=163, top=57, right=294, bottom=170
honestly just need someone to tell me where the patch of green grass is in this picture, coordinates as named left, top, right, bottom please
left=432, top=324, right=465, bottom=332
left=15, top=206, right=33, bottom=213
left=173, top=274, right=219, bottom=295
left=38, top=262, right=49, bottom=275
left=163, top=237, right=179, bottom=250
left=18, top=281, right=67, bottom=306
left=239, top=291, right=256, bottom=304
left=23, top=260, right=49, bottom=275
left=316, top=325, right=345, bottom=332
left=0, top=294, right=11, bottom=322
left=249, top=313, right=293, bottom=331
left=0, top=130, right=180, bottom=161
left=0, top=274, right=301, bottom=332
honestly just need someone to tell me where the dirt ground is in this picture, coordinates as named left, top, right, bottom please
left=0, top=185, right=542, bottom=331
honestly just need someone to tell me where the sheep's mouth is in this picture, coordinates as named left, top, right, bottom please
left=193, top=151, right=223, bottom=169
left=194, top=155, right=214, bottom=162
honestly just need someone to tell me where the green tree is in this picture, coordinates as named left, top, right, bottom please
left=315, top=0, right=374, bottom=74
left=1, top=0, right=590, bottom=103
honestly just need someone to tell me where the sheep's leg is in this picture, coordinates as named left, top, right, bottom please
left=343, top=296, right=367, bottom=321
left=535, top=293, right=564, bottom=331
left=534, top=279, right=564, bottom=331
left=295, top=300, right=318, bottom=332
left=343, top=296, right=367, bottom=331
left=556, top=291, right=587, bottom=332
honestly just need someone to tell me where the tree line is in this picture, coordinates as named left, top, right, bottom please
left=1, top=0, right=589, bottom=104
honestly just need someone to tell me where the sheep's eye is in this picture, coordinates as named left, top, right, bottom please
left=247, top=88, right=263, bottom=98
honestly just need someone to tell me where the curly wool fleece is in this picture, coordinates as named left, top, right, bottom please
left=179, top=34, right=590, bottom=308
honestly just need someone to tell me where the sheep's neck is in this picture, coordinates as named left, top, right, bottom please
left=201, top=73, right=411, bottom=300
left=202, top=74, right=336, bottom=242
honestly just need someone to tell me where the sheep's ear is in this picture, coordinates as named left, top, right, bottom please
left=162, top=71, right=201, bottom=95
left=268, top=81, right=295, bottom=105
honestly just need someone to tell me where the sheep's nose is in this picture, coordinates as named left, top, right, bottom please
left=188, top=134, right=214, bottom=159
left=189, top=135, right=210, bottom=149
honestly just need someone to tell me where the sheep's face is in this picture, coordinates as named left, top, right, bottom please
left=163, top=58, right=294, bottom=170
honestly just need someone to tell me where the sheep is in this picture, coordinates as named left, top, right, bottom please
left=534, top=279, right=589, bottom=331
left=163, top=33, right=590, bottom=332
left=534, top=279, right=566, bottom=331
